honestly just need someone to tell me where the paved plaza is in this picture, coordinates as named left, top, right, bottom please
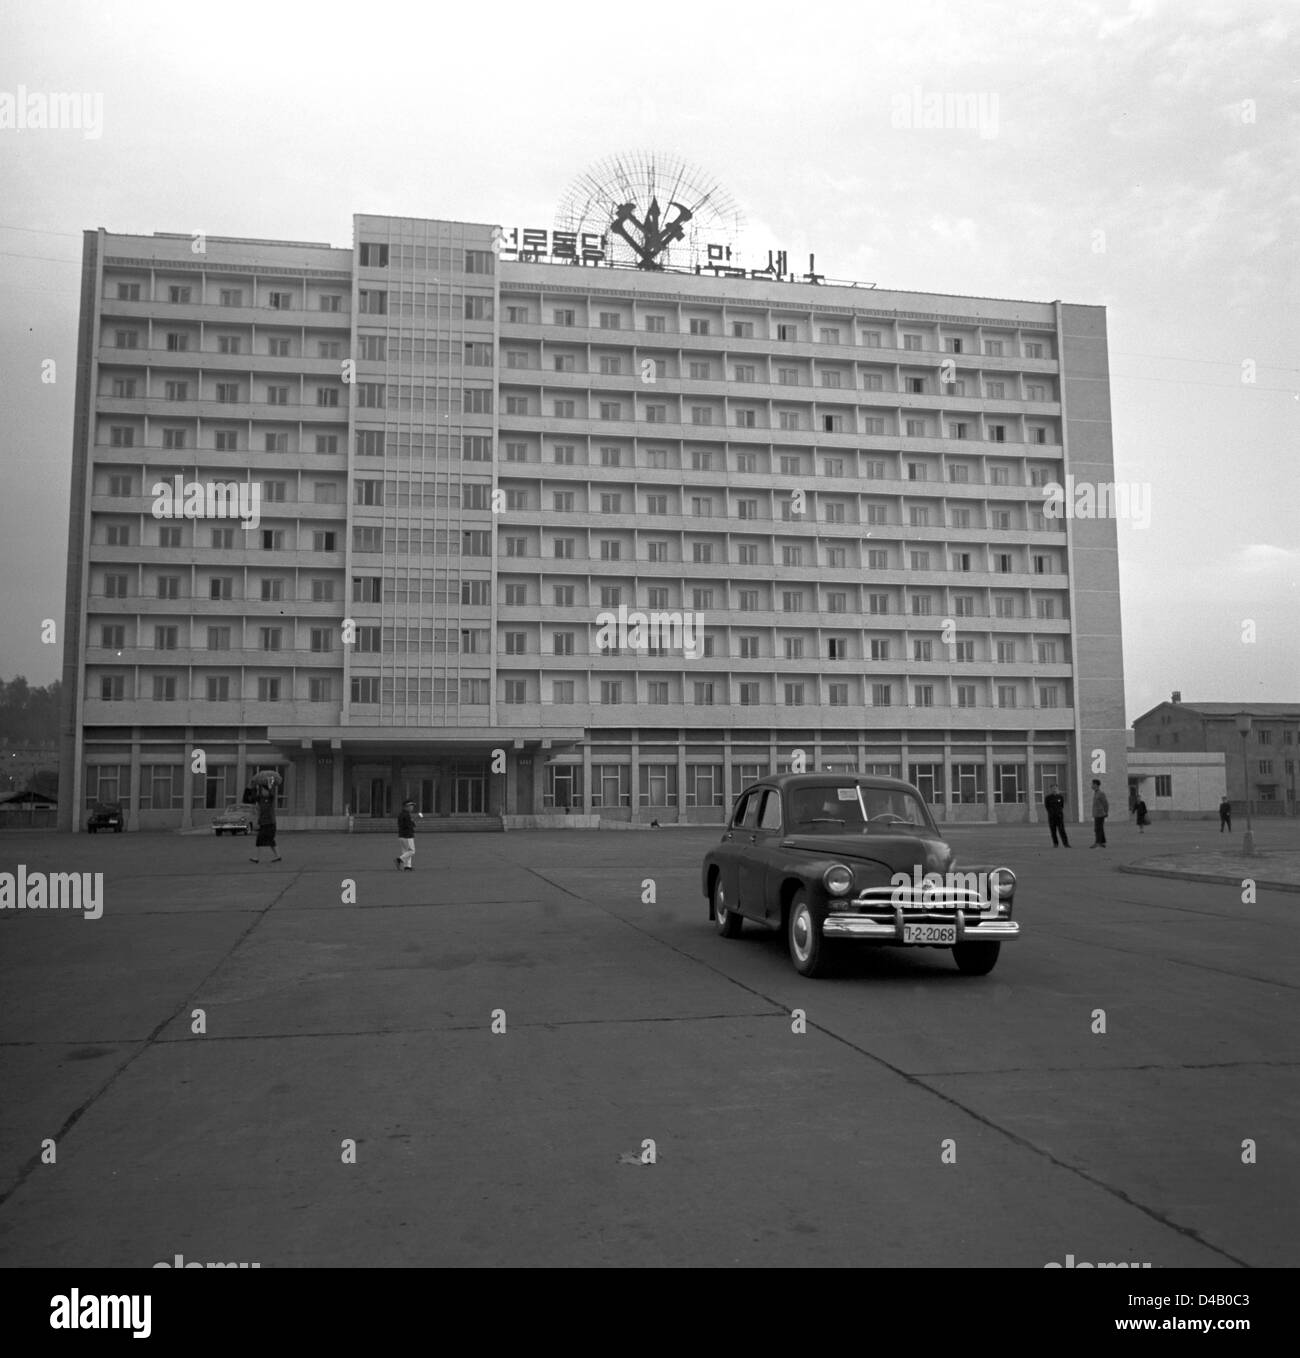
left=1, top=818, right=1296, bottom=1267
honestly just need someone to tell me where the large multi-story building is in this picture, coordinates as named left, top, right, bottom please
left=58, top=212, right=1126, bottom=831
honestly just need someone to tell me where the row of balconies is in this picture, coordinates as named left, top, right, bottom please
left=496, top=322, right=1059, bottom=369
left=97, top=300, right=353, bottom=329
left=497, top=367, right=1060, bottom=408
left=78, top=696, right=1077, bottom=729
left=80, top=645, right=1074, bottom=674
left=97, top=347, right=355, bottom=374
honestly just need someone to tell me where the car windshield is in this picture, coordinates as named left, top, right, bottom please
left=788, top=784, right=930, bottom=833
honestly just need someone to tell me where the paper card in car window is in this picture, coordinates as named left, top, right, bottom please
left=837, top=788, right=859, bottom=800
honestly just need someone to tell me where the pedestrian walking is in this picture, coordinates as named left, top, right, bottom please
left=248, top=771, right=282, bottom=863
left=1044, top=784, right=1070, bottom=847
left=1134, top=797, right=1148, bottom=832
left=1219, top=796, right=1231, bottom=832
left=1090, top=779, right=1109, bottom=847
left=396, top=799, right=418, bottom=871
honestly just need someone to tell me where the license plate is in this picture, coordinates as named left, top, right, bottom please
left=903, top=923, right=956, bottom=945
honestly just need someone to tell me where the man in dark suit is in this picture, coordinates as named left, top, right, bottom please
left=1044, top=784, right=1070, bottom=847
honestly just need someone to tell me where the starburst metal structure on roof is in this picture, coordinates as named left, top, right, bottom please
left=555, top=151, right=744, bottom=272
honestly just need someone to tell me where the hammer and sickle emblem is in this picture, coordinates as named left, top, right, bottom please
left=611, top=197, right=694, bottom=269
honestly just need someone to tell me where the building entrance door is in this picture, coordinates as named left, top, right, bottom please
left=454, top=774, right=485, bottom=815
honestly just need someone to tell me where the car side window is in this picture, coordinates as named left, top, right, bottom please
left=739, top=792, right=763, bottom=829
left=757, top=790, right=782, bottom=832
left=731, top=792, right=752, bottom=828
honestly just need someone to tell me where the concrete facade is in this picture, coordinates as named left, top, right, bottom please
left=59, top=215, right=1127, bottom=831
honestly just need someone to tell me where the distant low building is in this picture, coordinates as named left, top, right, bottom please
left=1131, top=694, right=1299, bottom=816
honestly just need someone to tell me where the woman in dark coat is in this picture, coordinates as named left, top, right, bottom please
left=249, top=772, right=282, bottom=863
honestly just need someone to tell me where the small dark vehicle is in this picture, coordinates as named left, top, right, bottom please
left=86, top=801, right=124, bottom=833
left=702, top=774, right=1019, bottom=978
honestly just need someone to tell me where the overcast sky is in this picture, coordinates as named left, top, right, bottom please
left=0, top=0, right=1295, bottom=723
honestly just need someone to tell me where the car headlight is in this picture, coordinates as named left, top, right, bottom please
left=823, top=864, right=854, bottom=896
left=989, top=868, right=1016, bottom=903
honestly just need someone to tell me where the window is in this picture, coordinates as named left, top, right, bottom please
left=819, top=327, right=841, bottom=344
left=689, top=318, right=711, bottom=335
left=598, top=311, right=621, bottom=330
left=983, top=340, right=1004, bottom=356
left=116, top=282, right=141, bottom=301
left=165, top=332, right=189, bottom=352
left=690, top=406, right=713, bottom=425
left=318, top=294, right=341, bottom=312
left=164, top=380, right=189, bottom=401
left=735, top=409, right=756, bottom=427
left=1154, top=774, right=1172, bottom=797
left=994, top=764, right=1026, bottom=804
left=871, top=683, right=892, bottom=706
left=356, top=383, right=385, bottom=408
left=956, top=684, right=976, bottom=708
left=1024, top=341, right=1045, bottom=359
left=358, top=242, right=390, bottom=267
left=168, top=285, right=192, bottom=304
left=599, top=402, right=621, bottom=421
left=997, top=685, right=1017, bottom=709
left=599, top=356, right=624, bottom=375
left=905, top=419, right=926, bottom=437
left=1037, top=686, right=1060, bottom=708
left=267, top=290, right=292, bottom=310
left=902, top=334, right=923, bottom=351
left=358, top=289, right=387, bottom=315
left=944, top=337, right=963, bottom=353
left=913, top=685, right=934, bottom=708
left=777, top=323, right=797, bottom=342
left=161, top=428, right=186, bottom=449
left=784, top=683, right=806, bottom=707
left=986, top=381, right=1005, bottom=399
left=267, top=337, right=289, bottom=357
left=553, top=308, right=576, bottom=326
left=644, top=315, right=666, bottom=332
left=955, top=641, right=974, bottom=662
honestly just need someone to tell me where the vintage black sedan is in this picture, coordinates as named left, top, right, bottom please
left=702, top=774, right=1019, bottom=977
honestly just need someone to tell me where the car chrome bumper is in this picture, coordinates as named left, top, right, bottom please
left=822, top=914, right=1020, bottom=941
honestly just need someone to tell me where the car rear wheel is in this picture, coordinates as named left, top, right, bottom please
left=787, top=890, right=832, bottom=977
left=712, top=877, right=743, bottom=938
left=952, top=941, right=1001, bottom=975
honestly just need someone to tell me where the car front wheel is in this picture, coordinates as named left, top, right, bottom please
left=787, top=890, right=832, bottom=977
left=712, top=876, right=743, bottom=938
left=952, top=941, right=1001, bottom=975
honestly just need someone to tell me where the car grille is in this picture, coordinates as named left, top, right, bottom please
left=840, top=885, right=991, bottom=921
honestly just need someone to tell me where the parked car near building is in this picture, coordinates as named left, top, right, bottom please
left=702, top=774, right=1020, bottom=977
left=86, top=801, right=124, bottom=833
left=212, top=801, right=253, bottom=836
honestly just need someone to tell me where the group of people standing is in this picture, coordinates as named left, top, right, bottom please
left=1043, top=780, right=1150, bottom=848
